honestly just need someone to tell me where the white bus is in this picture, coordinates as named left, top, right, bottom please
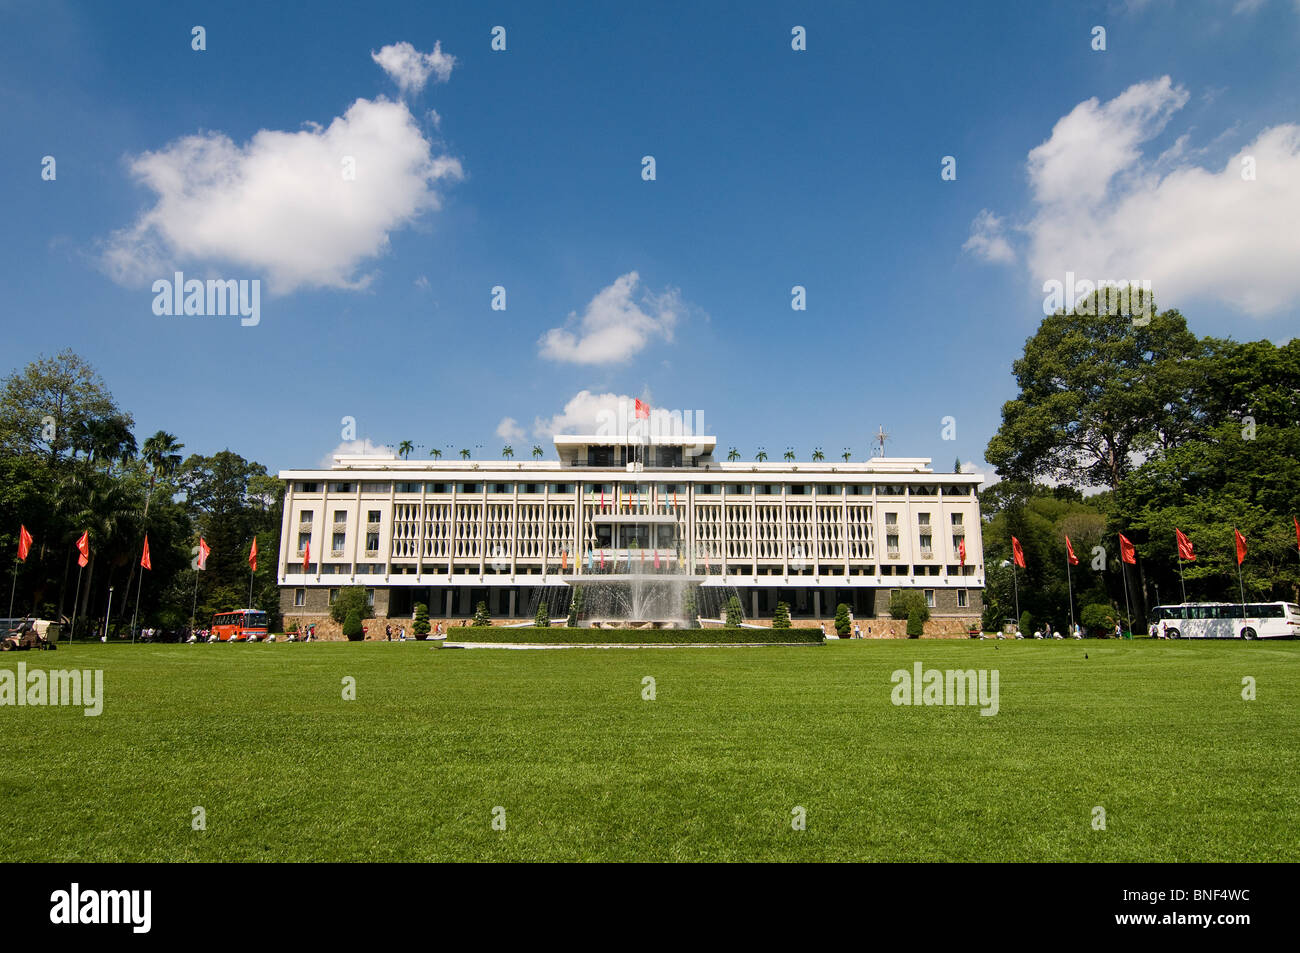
left=1150, top=602, right=1300, bottom=640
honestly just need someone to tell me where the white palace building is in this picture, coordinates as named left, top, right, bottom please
left=276, top=430, right=985, bottom=625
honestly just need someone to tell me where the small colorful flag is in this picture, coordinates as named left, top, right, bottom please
left=301, top=539, right=310, bottom=572
left=561, top=548, right=568, bottom=571
left=654, top=547, right=661, bottom=569
left=197, top=537, right=210, bottom=570
left=958, top=537, right=967, bottom=567
left=76, top=530, right=89, bottom=568
left=1176, top=528, right=1196, bottom=562
left=140, top=535, right=152, bottom=571
left=17, top=525, right=33, bottom=562
left=1234, top=528, right=1247, bottom=565
left=1119, top=533, right=1137, bottom=565
left=635, top=399, right=649, bottom=419
left=249, top=537, right=258, bottom=572
left=1011, top=536, right=1026, bottom=568
left=1065, top=535, right=1079, bottom=566
left=1294, top=516, right=1299, bottom=554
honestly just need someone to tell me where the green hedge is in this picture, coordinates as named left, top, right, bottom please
left=441, top=627, right=824, bottom=645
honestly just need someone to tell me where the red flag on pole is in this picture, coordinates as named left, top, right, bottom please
left=634, top=399, right=649, bottom=419
left=197, top=537, right=210, bottom=570
left=958, top=538, right=967, bottom=566
left=1234, top=528, right=1247, bottom=565
left=1065, top=535, right=1079, bottom=566
left=76, top=530, right=89, bottom=568
left=301, top=539, right=309, bottom=572
left=140, top=535, right=152, bottom=570
left=1119, top=533, right=1137, bottom=565
left=1294, top=516, right=1299, bottom=554
left=249, top=538, right=258, bottom=572
left=1011, top=536, right=1026, bottom=568
left=653, top=547, right=661, bottom=569
left=1175, top=528, right=1196, bottom=562
left=599, top=549, right=605, bottom=570
left=561, top=548, right=568, bottom=571
left=17, top=525, right=33, bottom=561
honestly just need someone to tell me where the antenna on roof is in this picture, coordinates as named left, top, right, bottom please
left=873, top=425, right=889, bottom=458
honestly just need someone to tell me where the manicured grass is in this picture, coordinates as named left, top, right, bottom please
left=2, top=639, right=1296, bottom=861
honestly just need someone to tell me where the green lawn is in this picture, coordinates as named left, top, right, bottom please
left=2, top=639, right=1296, bottom=861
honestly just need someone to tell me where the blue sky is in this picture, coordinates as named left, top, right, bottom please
left=3, top=0, right=1299, bottom=477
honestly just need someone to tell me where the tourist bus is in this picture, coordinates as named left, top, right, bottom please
left=1150, top=602, right=1300, bottom=640
left=212, top=609, right=269, bottom=642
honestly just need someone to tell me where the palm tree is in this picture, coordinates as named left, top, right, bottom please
left=140, top=431, right=184, bottom=517
left=398, top=440, right=413, bottom=460
left=429, top=447, right=442, bottom=460
left=812, top=448, right=825, bottom=462
left=459, top=449, right=471, bottom=460
left=755, top=449, right=768, bottom=462
left=727, top=448, right=740, bottom=462
left=532, top=445, right=544, bottom=460
left=842, top=448, right=852, bottom=463
left=783, top=448, right=795, bottom=462
left=502, top=445, right=514, bottom=460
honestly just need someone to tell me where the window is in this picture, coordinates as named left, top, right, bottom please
left=918, top=513, right=931, bottom=527
left=818, top=484, right=842, bottom=495
left=328, top=588, right=339, bottom=605
left=521, top=484, right=544, bottom=494
left=728, top=484, right=752, bottom=495
left=328, top=482, right=353, bottom=493
left=884, top=512, right=898, bottom=526
left=957, top=590, right=968, bottom=608
left=925, top=589, right=936, bottom=608
left=912, top=484, right=937, bottom=496
left=847, top=484, right=871, bottom=495
left=367, top=510, right=381, bottom=524
left=489, top=483, right=513, bottom=494
left=362, top=482, right=390, bottom=493
left=300, top=510, right=314, bottom=523
left=333, top=509, right=346, bottom=523
left=294, top=588, right=305, bottom=607
left=457, top=483, right=481, bottom=493
left=695, top=484, right=721, bottom=494
left=298, top=482, right=318, bottom=493
left=951, top=513, right=964, bottom=527
left=549, top=483, right=574, bottom=494
left=297, top=532, right=311, bottom=552
left=787, top=484, right=810, bottom=495
left=332, top=532, right=346, bottom=551
left=426, top=483, right=450, bottom=493
left=366, top=532, right=379, bottom=552
left=879, top=484, right=906, bottom=496
left=395, top=482, right=422, bottom=493
left=365, top=588, right=375, bottom=607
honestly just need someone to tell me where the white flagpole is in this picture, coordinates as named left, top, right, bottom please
left=1065, top=545, right=1075, bottom=630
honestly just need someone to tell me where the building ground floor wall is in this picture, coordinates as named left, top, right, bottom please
left=280, top=582, right=982, bottom=625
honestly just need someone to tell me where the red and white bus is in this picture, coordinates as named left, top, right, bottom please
left=212, top=609, right=268, bottom=642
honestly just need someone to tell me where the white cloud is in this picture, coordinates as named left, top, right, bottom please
left=532, top=391, right=628, bottom=438
left=102, top=97, right=463, bottom=294
left=963, top=210, right=1016, bottom=264
left=496, top=417, right=525, bottom=442
left=967, top=77, right=1300, bottom=317
left=538, top=272, right=684, bottom=364
left=371, top=41, right=455, bottom=94
left=319, top=438, right=393, bottom=467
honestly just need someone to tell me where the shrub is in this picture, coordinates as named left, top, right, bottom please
left=725, top=595, right=743, bottom=627
left=889, top=590, right=930, bottom=623
left=834, top=603, right=851, bottom=638
left=342, top=608, right=364, bottom=641
left=473, top=601, right=492, bottom=627
left=448, top=627, right=823, bottom=645
left=567, top=586, right=583, bottom=627
left=1080, top=603, right=1117, bottom=637
left=412, top=602, right=430, bottom=637
left=772, top=601, right=791, bottom=628
left=534, top=600, right=550, bottom=627
left=906, top=608, right=924, bottom=638
left=1019, top=610, right=1035, bottom=635
left=330, top=586, right=368, bottom=625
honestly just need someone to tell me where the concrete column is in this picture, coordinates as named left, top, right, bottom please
left=814, top=590, right=822, bottom=619
left=508, top=589, right=516, bottom=618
